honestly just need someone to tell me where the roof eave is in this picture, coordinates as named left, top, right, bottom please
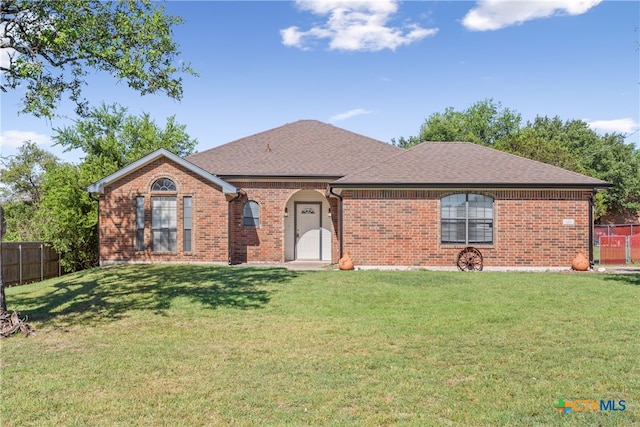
left=330, top=182, right=611, bottom=190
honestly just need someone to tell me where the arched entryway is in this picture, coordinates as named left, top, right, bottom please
left=284, top=190, right=333, bottom=261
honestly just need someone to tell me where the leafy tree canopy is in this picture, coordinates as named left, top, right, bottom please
left=0, top=141, right=60, bottom=241
left=494, top=117, right=586, bottom=173
left=0, top=140, right=59, bottom=204
left=36, top=162, right=98, bottom=270
left=53, top=103, right=198, bottom=173
left=1, top=0, right=195, bottom=118
left=417, top=99, right=522, bottom=146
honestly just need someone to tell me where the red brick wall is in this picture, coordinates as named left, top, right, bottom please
left=98, top=158, right=229, bottom=264
left=98, top=159, right=593, bottom=268
left=340, top=189, right=592, bottom=267
left=227, top=181, right=334, bottom=264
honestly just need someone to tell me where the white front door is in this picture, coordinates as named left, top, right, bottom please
left=295, top=202, right=321, bottom=260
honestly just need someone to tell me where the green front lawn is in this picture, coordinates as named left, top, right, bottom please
left=1, top=265, right=638, bottom=426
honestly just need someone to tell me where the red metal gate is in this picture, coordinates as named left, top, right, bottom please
left=599, top=235, right=627, bottom=264
left=630, top=234, right=640, bottom=263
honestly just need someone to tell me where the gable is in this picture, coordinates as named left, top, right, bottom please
left=86, top=148, right=237, bottom=194
left=185, top=120, right=403, bottom=178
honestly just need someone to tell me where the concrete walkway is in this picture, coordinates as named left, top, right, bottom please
left=594, top=265, right=640, bottom=274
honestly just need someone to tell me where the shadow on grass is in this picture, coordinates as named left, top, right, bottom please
left=602, top=272, right=640, bottom=287
left=9, top=264, right=299, bottom=327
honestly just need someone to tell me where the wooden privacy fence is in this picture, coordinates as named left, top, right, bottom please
left=1, top=242, right=62, bottom=286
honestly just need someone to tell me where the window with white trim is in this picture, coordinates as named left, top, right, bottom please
left=151, top=178, right=177, bottom=192
left=151, top=178, right=177, bottom=252
left=441, top=194, right=493, bottom=245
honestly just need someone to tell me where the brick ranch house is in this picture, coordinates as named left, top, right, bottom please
left=87, top=120, right=609, bottom=269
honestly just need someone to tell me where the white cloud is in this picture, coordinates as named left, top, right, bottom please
left=1, top=18, right=21, bottom=70
left=0, top=46, right=16, bottom=70
left=0, top=130, right=51, bottom=150
left=281, top=0, right=438, bottom=52
left=329, top=108, right=373, bottom=122
left=462, top=0, right=602, bottom=31
left=587, top=118, right=639, bottom=135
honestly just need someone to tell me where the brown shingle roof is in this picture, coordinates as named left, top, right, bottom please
left=186, top=120, right=403, bottom=177
left=333, top=142, right=609, bottom=188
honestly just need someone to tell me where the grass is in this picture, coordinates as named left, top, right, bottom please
left=1, top=265, right=638, bottom=426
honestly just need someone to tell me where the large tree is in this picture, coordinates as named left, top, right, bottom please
left=1, top=0, right=195, bottom=118
left=0, top=141, right=59, bottom=241
left=36, top=162, right=98, bottom=271
left=0, top=140, right=58, bottom=204
left=513, top=117, right=640, bottom=218
left=494, top=120, right=584, bottom=173
left=53, top=103, right=198, bottom=169
left=417, top=99, right=522, bottom=147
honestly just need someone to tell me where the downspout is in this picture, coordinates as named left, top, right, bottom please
left=228, top=190, right=243, bottom=265
left=329, top=186, right=344, bottom=259
left=589, top=188, right=596, bottom=268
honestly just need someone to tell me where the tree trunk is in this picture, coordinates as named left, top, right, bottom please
left=0, top=205, right=7, bottom=313
left=0, top=206, right=35, bottom=337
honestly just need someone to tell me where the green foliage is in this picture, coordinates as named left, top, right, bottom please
left=521, top=117, right=640, bottom=217
left=0, top=202, right=41, bottom=241
left=417, top=99, right=522, bottom=146
left=1, top=0, right=196, bottom=118
left=0, top=141, right=59, bottom=204
left=390, top=135, right=420, bottom=148
left=35, top=163, right=99, bottom=271
left=579, top=133, right=640, bottom=216
left=494, top=128, right=583, bottom=171
left=0, top=141, right=60, bottom=241
left=53, top=103, right=198, bottom=170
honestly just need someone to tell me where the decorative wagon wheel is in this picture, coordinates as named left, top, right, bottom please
left=456, top=247, right=483, bottom=271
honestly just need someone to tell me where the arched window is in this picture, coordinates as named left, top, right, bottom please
left=151, top=178, right=177, bottom=251
left=441, top=194, right=493, bottom=244
left=243, top=201, right=260, bottom=226
left=151, top=178, right=177, bottom=192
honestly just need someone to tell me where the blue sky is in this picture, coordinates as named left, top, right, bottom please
left=1, top=0, right=639, bottom=164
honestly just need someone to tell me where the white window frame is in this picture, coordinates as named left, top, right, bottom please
left=441, top=193, right=494, bottom=245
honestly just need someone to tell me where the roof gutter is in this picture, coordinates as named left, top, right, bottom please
left=328, top=186, right=344, bottom=260
left=329, top=182, right=612, bottom=190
